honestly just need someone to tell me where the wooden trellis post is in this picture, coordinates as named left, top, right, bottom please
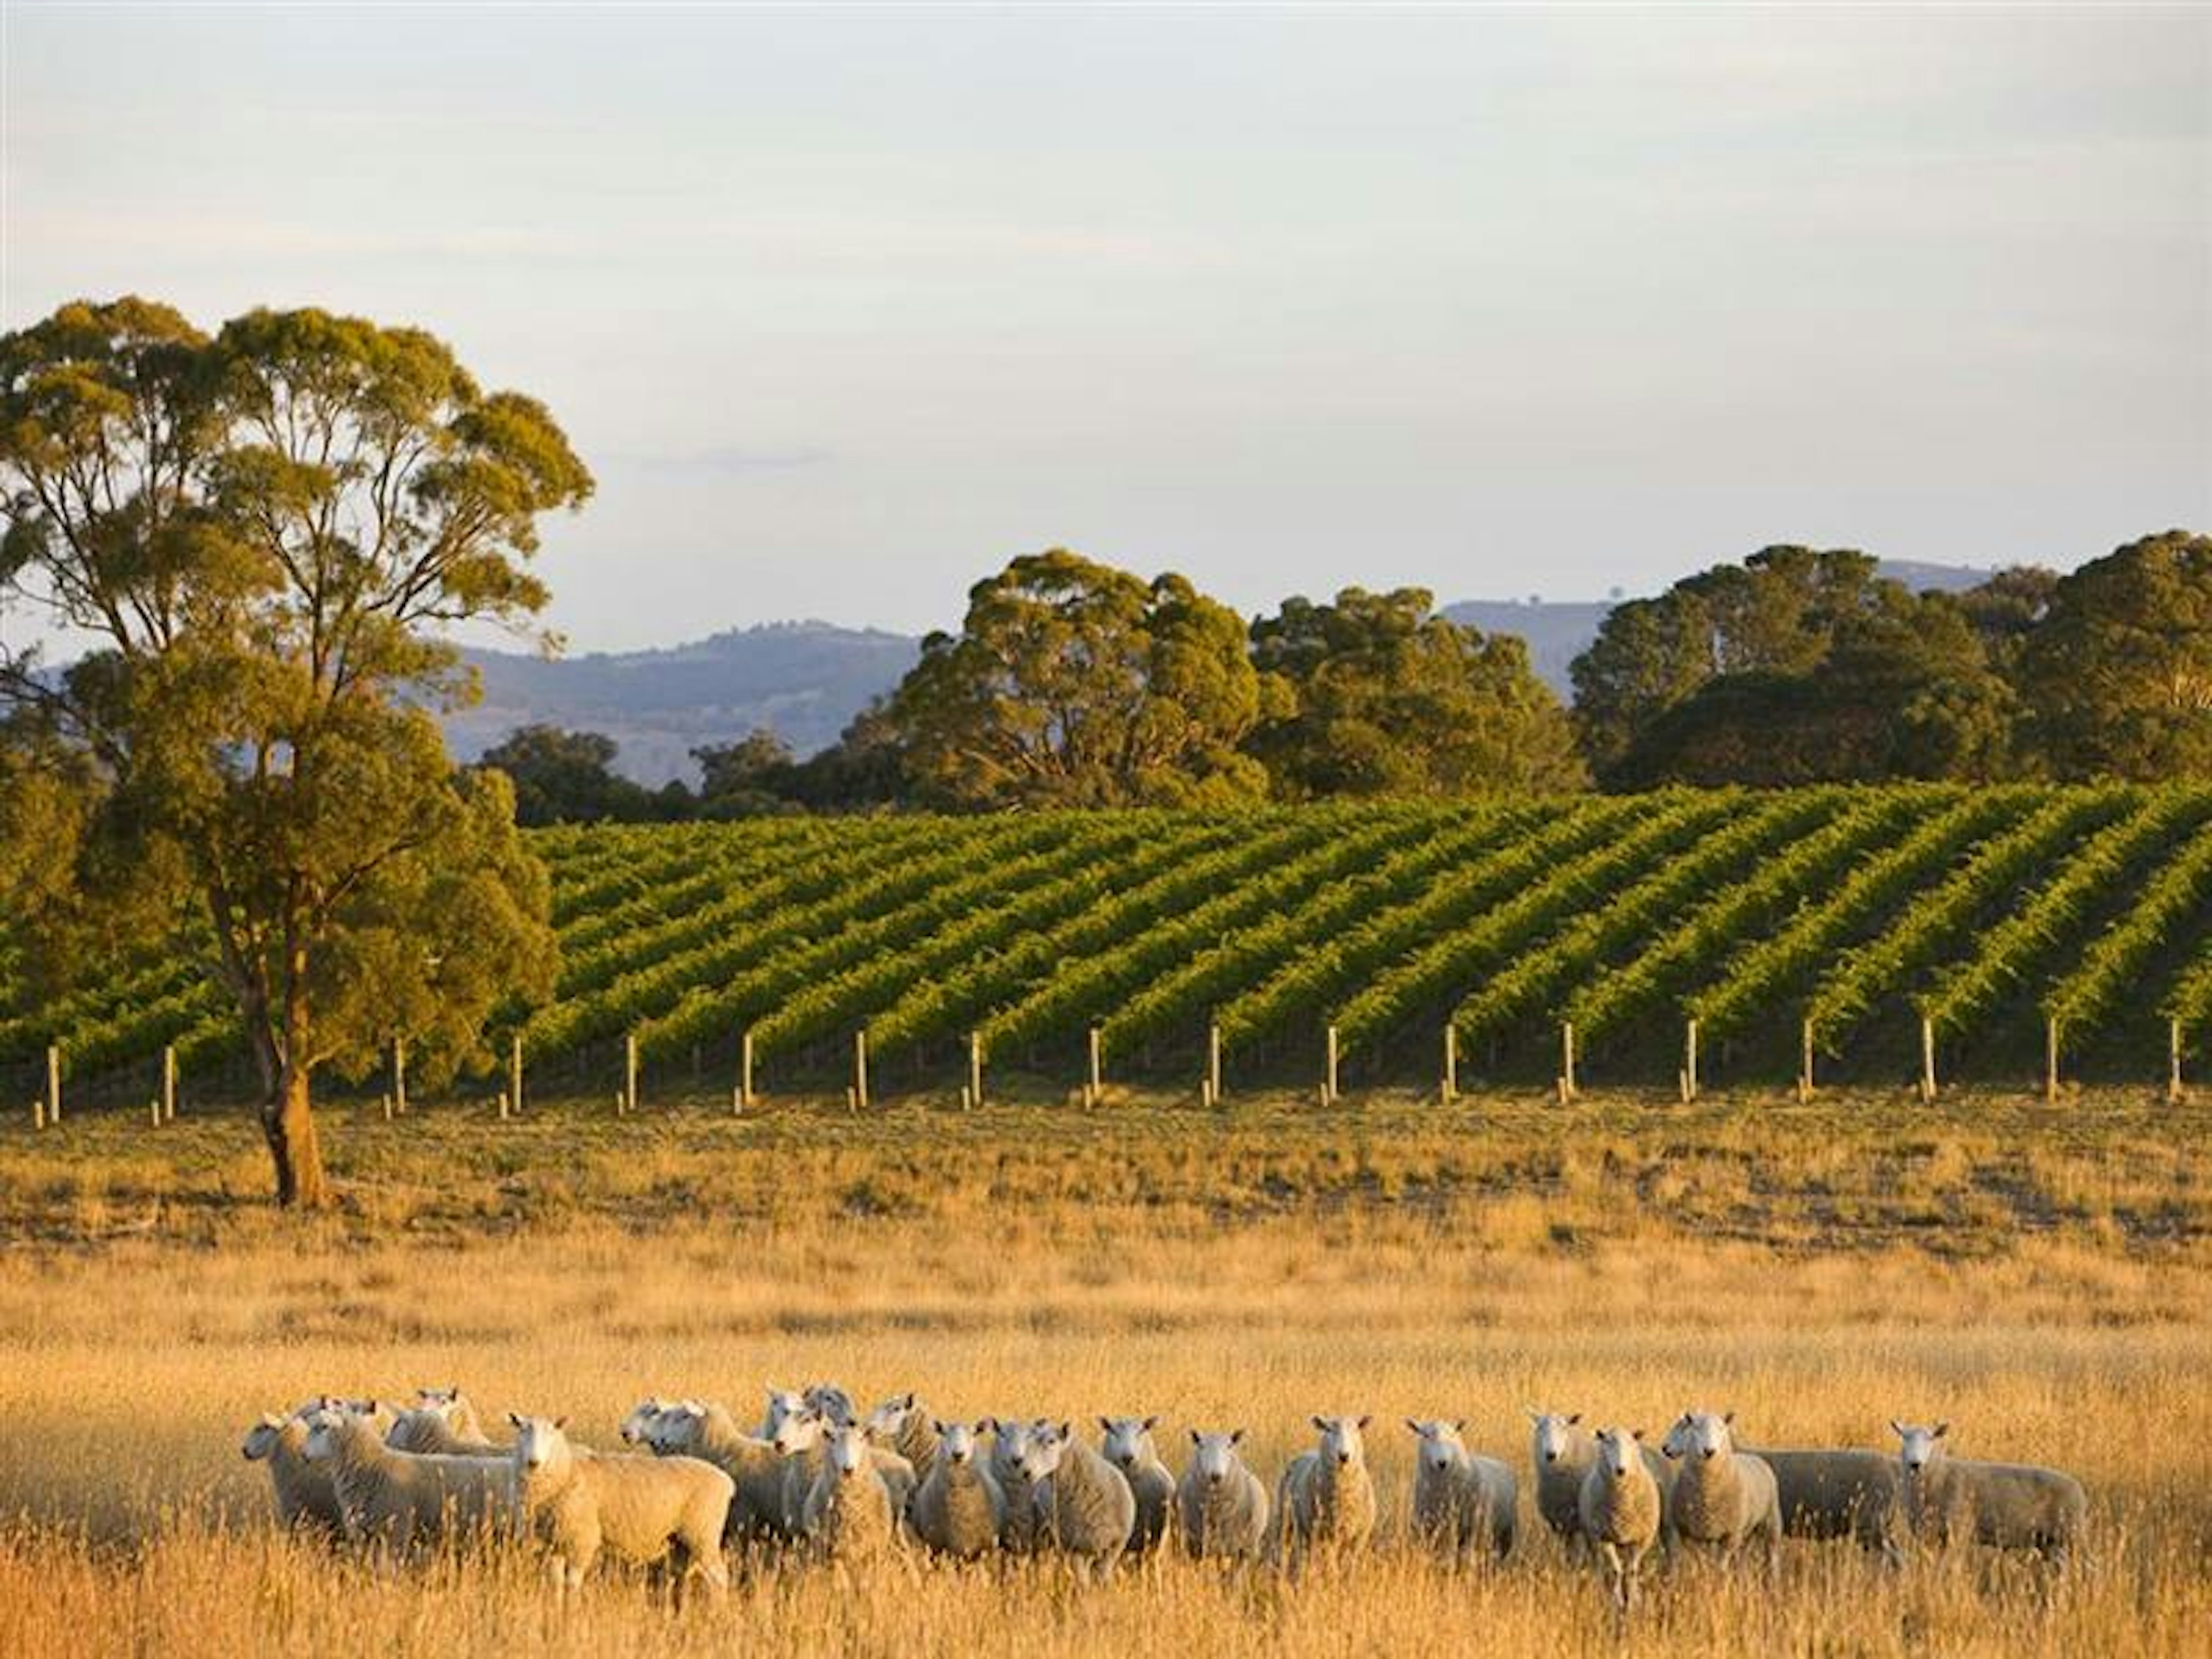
left=1919, top=1016, right=1937, bottom=1103
left=623, top=1032, right=638, bottom=1115
left=1798, top=1018, right=1815, bottom=1104
left=2044, top=1017, right=2061, bottom=1104
left=2171, top=1020, right=2186, bottom=1106
left=968, top=1032, right=983, bottom=1111
left=47, top=1045, right=60, bottom=1125
left=853, top=1029, right=870, bottom=1111
left=392, top=1036, right=408, bottom=1116
left=509, top=1033, right=525, bottom=1118
left=1558, top=1022, right=1577, bottom=1104
left=1324, top=1024, right=1339, bottom=1105
left=1442, top=1024, right=1458, bottom=1104
left=162, top=1044, right=177, bottom=1123
left=1207, top=1022, right=1222, bottom=1104
left=1087, top=1027, right=1103, bottom=1107
left=1682, top=1019, right=1699, bottom=1103
left=739, top=1029, right=755, bottom=1111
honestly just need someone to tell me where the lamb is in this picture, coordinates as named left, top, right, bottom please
left=1272, top=1415, right=1378, bottom=1570
left=509, top=1414, right=732, bottom=1600
left=800, top=1419, right=907, bottom=1564
left=1175, top=1429, right=1271, bottom=1562
left=1891, top=1421, right=2086, bottom=1567
left=1099, top=1415, right=1175, bottom=1558
left=864, top=1392, right=941, bottom=1484
left=1578, top=1426, right=1661, bottom=1622
left=301, top=1403, right=512, bottom=1550
left=1405, top=1418, right=1517, bottom=1565
left=641, top=1398, right=789, bottom=1544
left=388, top=1389, right=504, bottom=1457
left=1661, top=1411, right=1782, bottom=1567
left=987, top=1417, right=1048, bottom=1554
left=1018, top=1421, right=1138, bottom=1581
left=909, top=1419, right=1005, bottom=1560
left=1741, top=1442, right=1904, bottom=1561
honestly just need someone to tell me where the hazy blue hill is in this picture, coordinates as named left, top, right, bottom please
left=442, top=562, right=2005, bottom=777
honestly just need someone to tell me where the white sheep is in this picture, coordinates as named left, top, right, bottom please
left=510, top=1414, right=732, bottom=1600
left=804, top=1382, right=858, bottom=1428
left=1099, top=1415, right=1175, bottom=1558
left=1176, top=1429, right=1271, bottom=1562
left=619, top=1397, right=681, bottom=1448
left=1529, top=1410, right=1596, bottom=1555
left=301, top=1403, right=512, bottom=1550
left=410, top=1386, right=488, bottom=1443
left=1018, top=1421, right=1138, bottom=1581
left=1405, top=1418, right=1517, bottom=1565
left=1272, top=1415, right=1378, bottom=1571
left=987, top=1417, right=1048, bottom=1554
left=642, top=1398, right=789, bottom=1544
left=864, top=1392, right=940, bottom=1484
left=1578, top=1426, right=1661, bottom=1622
left=387, top=1389, right=503, bottom=1457
left=759, top=1386, right=810, bottom=1441
left=1891, top=1421, right=2087, bottom=1567
left=800, top=1418, right=907, bottom=1564
left=909, top=1419, right=1005, bottom=1560
left=1661, top=1411, right=1782, bottom=1567
left=770, top=1404, right=915, bottom=1539
left=242, top=1398, right=381, bottom=1536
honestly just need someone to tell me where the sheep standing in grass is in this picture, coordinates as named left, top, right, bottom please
left=243, top=1402, right=376, bottom=1536
left=1743, top=1442, right=1903, bottom=1562
left=302, top=1404, right=512, bottom=1550
left=802, top=1419, right=908, bottom=1565
left=643, top=1399, right=789, bottom=1544
left=1406, top=1419, right=1517, bottom=1566
left=1272, top=1415, right=1377, bottom=1571
left=988, top=1418, right=1048, bottom=1554
left=1891, top=1421, right=2086, bottom=1567
left=411, top=1387, right=488, bottom=1442
left=1100, top=1416, right=1175, bottom=1558
left=864, top=1392, right=940, bottom=1484
left=1578, top=1426, right=1661, bottom=1622
left=620, top=1397, right=681, bottom=1448
left=1019, top=1421, right=1138, bottom=1581
left=1176, top=1429, right=1270, bottom=1562
left=510, top=1414, right=732, bottom=1600
left=910, top=1420, right=1005, bottom=1560
left=1662, top=1411, right=1782, bottom=1568
left=772, top=1406, right=916, bottom=1538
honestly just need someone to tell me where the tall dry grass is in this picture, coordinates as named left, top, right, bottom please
left=0, top=1089, right=2207, bottom=1654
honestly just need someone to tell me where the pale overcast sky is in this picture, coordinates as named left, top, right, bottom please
left=6, top=3, right=2209, bottom=650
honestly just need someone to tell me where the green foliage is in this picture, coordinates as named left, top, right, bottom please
left=1247, top=587, right=1586, bottom=796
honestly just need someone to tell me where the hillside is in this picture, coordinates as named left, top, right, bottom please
left=443, top=562, right=2005, bottom=781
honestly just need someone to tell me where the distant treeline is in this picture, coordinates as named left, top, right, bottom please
left=479, top=534, right=2212, bottom=823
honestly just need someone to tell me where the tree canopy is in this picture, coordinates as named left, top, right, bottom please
left=1247, top=586, right=1586, bottom=796
left=0, top=297, right=590, bottom=1205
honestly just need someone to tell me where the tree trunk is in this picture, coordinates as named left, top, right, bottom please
left=261, top=1060, right=331, bottom=1209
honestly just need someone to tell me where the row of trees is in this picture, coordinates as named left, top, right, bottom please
left=490, top=535, right=2212, bottom=823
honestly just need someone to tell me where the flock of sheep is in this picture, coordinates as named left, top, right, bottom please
left=243, top=1383, right=2088, bottom=1619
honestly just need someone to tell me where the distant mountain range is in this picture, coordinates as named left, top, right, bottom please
left=444, top=560, right=2006, bottom=784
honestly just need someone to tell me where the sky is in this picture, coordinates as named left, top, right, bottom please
left=5, top=3, right=2209, bottom=652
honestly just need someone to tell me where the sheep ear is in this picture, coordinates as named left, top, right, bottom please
left=978, top=1416, right=997, bottom=1434
left=1632, top=1429, right=1645, bottom=1441
left=509, top=1411, right=523, bottom=1429
left=1098, top=1416, right=1113, bottom=1435
left=1933, top=1422, right=1948, bottom=1439
left=900, top=1392, right=915, bottom=1410
left=1356, top=1415, right=1372, bottom=1430
left=553, top=1416, right=567, bottom=1431
left=1723, top=1410, right=1734, bottom=1426
left=1403, top=1417, right=1421, bottom=1435
left=1453, top=1419, right=1465, bottom=1433
left=1310, top=1415, right=1328, bottom=1433
left=1142, top=1415, right=1158, bottom=1432
left=1230, top=1429, right=1245, bottom=1445
left=1188, top=1428, right=1201, bottom=1445
left=1566, top=1413, right=1581, bottom=1426
left=1057, top=1421, right=1070, bottom=1440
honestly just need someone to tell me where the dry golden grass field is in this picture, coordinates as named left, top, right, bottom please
left=1, top=1086, right=2207, bottom=1656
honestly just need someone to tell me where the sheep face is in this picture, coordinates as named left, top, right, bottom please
left=1529, top=1411, right=1582, bottom=1467
left=619, top=1397, right=673, bottom=1446
left=300, top=1410, right=350, bottom=1464
left=644, top=1402, right=704, bottom=1455
left=763, top=1388, right=808, bottom=1439
left=511, top=1414, right=573, bottom=1477
left=987, top=1418, right=1037, bottom=1471
left=1892, top=1421, right=1950, bottom=1474
left=1188, top=1430, right=1245, bottom=1488
left=864, top=1393, right=919, bottom=1442
left=1593, top=1427, right=1643, bottom=1478
left=804, top=1383, right=857, bottom=1428
left=242, top=1414, right=287, bottom=1461
left=935, top=1421, right=980, bottom=1466
left=772, top=1406, right=826, bottom=1457
left=1310, top=1415, right=1370, bottom=1469
left=1015, top=1422, right=1073, bottom=1485
left=1671, top=1411, right=1736, bottom=1463
left=825, top=1422, right=873, bottom=1480
left=1100, top=1415, right=1160, bottom=1472
left=1406, top=1418, right=1467, bottom=1474
left=414, top=1385, right=467, bottom=1412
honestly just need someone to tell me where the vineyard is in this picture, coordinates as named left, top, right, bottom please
left=6, top=783, right=2212, bottom=1112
